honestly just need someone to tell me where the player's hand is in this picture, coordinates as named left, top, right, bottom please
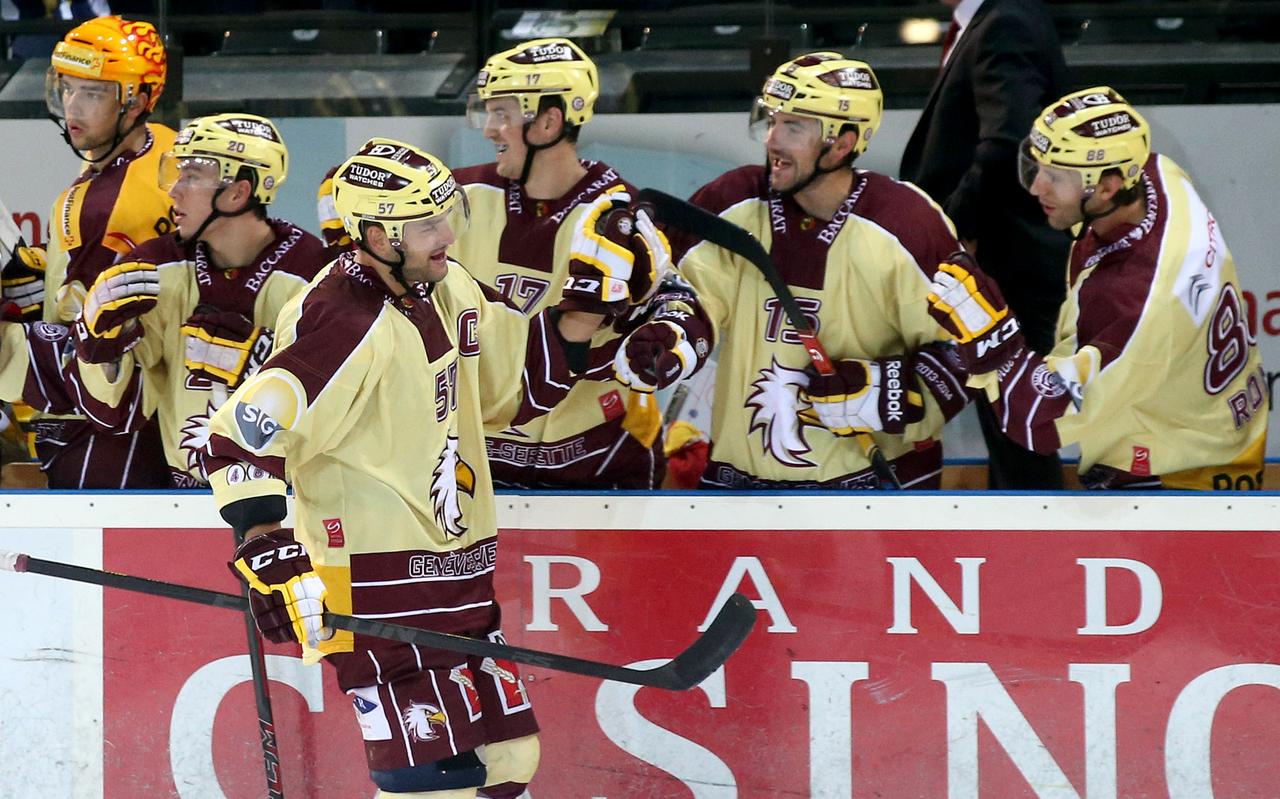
left=72, top=315, right=143, bottom=364
left=229, top=529, right=329, bottom=647
left=800, top=356, right=924, bottom=436
left=81, top=260, right=160, bottom=339
left=629, top=205, right=672, bottom=305
left=316, top=166, right=353, bottom=252
left=613, top=300, right=711, bottom=393
left=927, top=251, right=1025, bottom=373
left=2, top=244, right=47, bottom=321
left=182, top=308, right=273, bottom=389
left=561, top=188, right=637, bottom=316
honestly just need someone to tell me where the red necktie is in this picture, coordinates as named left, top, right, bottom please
left=940, top=18, right=960, bottom=68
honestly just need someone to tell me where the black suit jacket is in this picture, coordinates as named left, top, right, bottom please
left=900, top=0, right=1070, bottom=350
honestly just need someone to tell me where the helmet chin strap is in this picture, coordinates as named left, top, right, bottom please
left=517, top=119, right=568, bottom=186
left=354, top=224, right=415, bottom=297
left=769, top=143, right=848, bottom=200
left=53, top=94, right=149, bottom=165
left=1074, top=185, right=1128, bottom=240
left=175, top=187, right=259, bottom=249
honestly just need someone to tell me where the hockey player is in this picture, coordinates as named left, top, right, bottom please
left=0, top=16, right=174, bottom=487
left=207, top=139, right=664, bottom=797
left=927, top=87, right=1267, bottom=489
left=70, top=114, right=326, bottom=487
left=449, top=37, right=713, bottom=489
left=673, top=54, right=969, bottom=489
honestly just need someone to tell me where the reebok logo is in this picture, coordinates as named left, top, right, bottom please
left=882, top=359, right=905, bottom=422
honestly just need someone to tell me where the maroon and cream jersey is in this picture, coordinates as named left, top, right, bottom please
left=451, top=160, right=668, bottom=489
left=205, top=253, right=586, bottom=685
left=44, top=123, right=178, bottom=323
left=674, top=166, right=968, bottom=489
left=972, top=155, right=1267, bottom=489
left=74, top=220, right=327, bottom=487
left=0, top=123, right=179, bottom=488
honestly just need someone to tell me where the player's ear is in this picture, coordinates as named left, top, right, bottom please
left=833, top=127, right=859, bottom=160
left=1094, top=171, right=1125, bottom=203
left=121, top=93, right=149, bottom=128
left=535, top=103, right=565, bottom=140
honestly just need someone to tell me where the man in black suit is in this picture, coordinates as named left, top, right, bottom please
left=900, top=0, right=1071, bottom=489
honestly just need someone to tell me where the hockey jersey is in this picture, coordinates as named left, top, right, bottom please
left=74, top=220, right=327, bottom=487
left=450, top=160, right=667, bottom=489
left=0, top=123, right=178, bottom=488
left=976, top=154, right=1267, bottom=489
left=45, top=123, right=178, bottom=322
left=676, top=166, right=968, bottom=489
left=205, top=253, right=585, bottom=688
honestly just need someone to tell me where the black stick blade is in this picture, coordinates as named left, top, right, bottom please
left=660, top=592, right=757, bottom=690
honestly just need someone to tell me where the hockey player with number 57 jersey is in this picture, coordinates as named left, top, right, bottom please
left=209, top=139, right=664, bottom=798
left=928, top=87, right=1266, bottom=489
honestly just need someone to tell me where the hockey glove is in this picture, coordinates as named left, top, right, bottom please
left=629, top=205, right=672, bottom=305
left=81, top=260, right=160, bottom=341
left=613, top=300, right=711, bottom=393
left=316, top=166, right=353, bottom=252
left=927, top=251, right=1025, bottom=374
left=73, top=314, right=143, bottom=364
left=800, top=356, right=924, bottom=436
left=561, top=188, right=636, bottom=315
left=182, top=309, right=274, bottom=389
left=229, top=529, right=329, bottom=647
left=1, top=244, right=47, bottom=321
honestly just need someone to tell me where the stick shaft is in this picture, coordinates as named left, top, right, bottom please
left=5, top=551, right=753, bottom=691
left=233, top=529, right=285, bottom=799
left=637, top=188, right=902, bottom=489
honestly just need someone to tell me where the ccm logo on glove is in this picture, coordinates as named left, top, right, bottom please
left=246, top=542, right=306, bottom=571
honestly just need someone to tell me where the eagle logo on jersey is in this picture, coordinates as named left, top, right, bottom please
left=431, top=434, right=476, bottom=537
left=400, top=702, right=447, bottom=743
left=179, top=399, right=219, bottom=481
left=746, top=358, right=818, bottom=467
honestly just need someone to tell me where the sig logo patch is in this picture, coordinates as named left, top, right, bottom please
left=235, top=403, right=283, bottom=450
left=233, top=371, right=304, bottom=451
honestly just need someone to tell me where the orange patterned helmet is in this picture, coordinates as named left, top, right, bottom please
left=48, top=16, right=167, bottom=113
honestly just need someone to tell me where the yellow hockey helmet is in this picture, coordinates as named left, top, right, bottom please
left=330, top=138, right=469, bottom=245
left=47, top=16, right=167, bottom=114
left=750, top=53, right=883, bottom=154
left=469, top=37, right=599, bottom=127
left=1021, top=86, right=1151, bottom=191
left=159, top=114, right=289, bottom=206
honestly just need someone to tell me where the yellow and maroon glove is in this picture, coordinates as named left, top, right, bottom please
left=182, top=308, right=273, bottom=389
left=229, top=529, right=328, bottom=647
left=927, top=251, right=1025, bottom=374
left=2, top=244, right=47, bottom=321
left=561, top=189, right=671, bottom=316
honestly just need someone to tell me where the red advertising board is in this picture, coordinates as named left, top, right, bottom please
left=100, top=524, right=1280, bottom=798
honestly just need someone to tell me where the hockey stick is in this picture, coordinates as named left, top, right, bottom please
left=0, top=550, right=755, bottom=691
left=637, top=188, right=903, bottom=489
left=233, top=529, right=286, bottom=799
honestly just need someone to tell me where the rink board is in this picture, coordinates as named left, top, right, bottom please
left=2, top=493, right=1280, bottom=798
